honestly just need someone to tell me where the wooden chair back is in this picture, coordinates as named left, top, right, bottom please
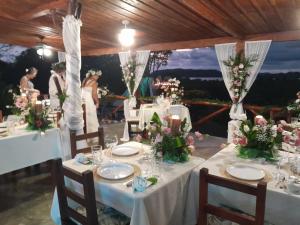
left=70, top=127, right=105, bottom=158
left=198, top=168, right=267, bottom=225
left=82, top=103, right=87, bottom=134
left=0, top=110, right=3, bottom=123
left=51, top=158, right=98, bottom=225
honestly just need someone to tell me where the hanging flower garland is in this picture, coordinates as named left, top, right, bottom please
left=223, top=52, right=257, bottom=103
left=121, top=59, right=138, bottom=96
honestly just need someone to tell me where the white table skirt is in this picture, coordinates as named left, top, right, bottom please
left=51, top=141, right=205, bottom=225
left=184, top=144, right=300, bottom=225
left=0, top=127, right=63, bottom=175
left=138, top=104, right=192, bottom=131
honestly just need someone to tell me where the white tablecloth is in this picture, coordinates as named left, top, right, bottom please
left=138, top=104, right=192, bottom=131
left=184, top=144, right=300, bottom=225
left=0, top=126, right=62, bottom=175
left=51, top=141, right=205, bottom=225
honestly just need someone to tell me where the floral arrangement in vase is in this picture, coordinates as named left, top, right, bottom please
left=138, top=112, right=203, bottom=163
left=6, top=89, right=29, bottom=116
left=121, top=60, right=138, bottom=96
left=97, top=86, right=110, bottom=99
left=223, top=52, right=257, bottom=103
left=233, top=115, right=283, bottom=161
left=287, top=91, right=300, bottom=118
left=25, top=102, right=52, bottom=132
left=160, top=78, right=184, bottom=104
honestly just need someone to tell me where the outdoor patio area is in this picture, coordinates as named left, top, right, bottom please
left=1, top=1, right=300, bottom=225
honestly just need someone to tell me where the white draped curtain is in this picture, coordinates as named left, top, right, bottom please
left=120, top=50, right=150, bottom=141
left=58, top=51, right=66, bottom=62
left=215, top=40, right=271, bottom=142
left=60, top=15, right=84, bottom=159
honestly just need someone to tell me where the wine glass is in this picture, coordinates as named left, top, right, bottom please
left=105, top=135, right=118, bottom=160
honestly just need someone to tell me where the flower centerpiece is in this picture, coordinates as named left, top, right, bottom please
left=121, top=60, right=138, bottom=97
left=233, top=115, right=283, bottom=161
left=287, top=91, right=300, bottom=119
left=142, top=112, right=203, bottom=163
left=160, top=78, right=184, bottom=104
left=8, top=93, right=29, bottom=116
left=223, top=52, right=257, bottom=104
left=25, top=101, right=52, bottom=132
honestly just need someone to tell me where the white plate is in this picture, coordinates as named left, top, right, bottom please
left=97, top=163, right=134, bottom=180
left=112, top=145, right=139, bottom=156
left=226, top=164, right=265, bottom=181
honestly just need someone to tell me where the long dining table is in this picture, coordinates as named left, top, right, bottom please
left=184, top=144, right=300, bottom=225
left=51, top=141, right=205, bottom=225
left=0, top=123, right=63, bottom=175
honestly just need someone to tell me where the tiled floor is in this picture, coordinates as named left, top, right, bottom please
left=0, top=122, right=226, bottom=225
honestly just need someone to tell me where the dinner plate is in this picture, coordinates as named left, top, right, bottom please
left=226, top=164, right=265, bottom=181
left=112, top=145, right=139, bottom=156
left=97, top=163, right=134, bottom=180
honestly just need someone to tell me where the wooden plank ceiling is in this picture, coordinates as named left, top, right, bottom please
left=0, top=0, right=300, bottom=55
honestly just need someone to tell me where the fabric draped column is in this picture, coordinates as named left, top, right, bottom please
left=215, top=41, right=271, bottom=143
left=120, top=50, right=150, bottom=141
left=59, top=15, right=84, bottom=159
left=58, top=51, right=66, bottom=62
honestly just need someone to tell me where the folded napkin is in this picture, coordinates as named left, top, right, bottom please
left=74, top=153, right=90, bottom=164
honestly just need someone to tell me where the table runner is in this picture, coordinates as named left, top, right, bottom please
left=184, top=144, right=300, bottom=225
left=51, top=141, right=205, bottom=225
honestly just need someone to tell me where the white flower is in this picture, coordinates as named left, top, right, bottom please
left=239, top=63, right=244, bottom=69
left=234, top=88, right=239, bottom=93
left=8, top=89, right=13, bottom=93
left=171, top=94, right=177, bottom=99
left=296, top=99, right=300, bottom=104
left=243, top=125, right=250, bottom=132
left=253, top=126, right=258, bottom=131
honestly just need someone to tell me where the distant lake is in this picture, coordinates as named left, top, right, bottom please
left=189, top=77, right=223, bottom=81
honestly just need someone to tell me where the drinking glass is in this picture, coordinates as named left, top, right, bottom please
left=274, top=154, right=285, bottom=181
left=6, top=120, right=15, bottom=135
left=91, top=145, right=102, bottom=167
left=105, top=135, right=118, bottom=158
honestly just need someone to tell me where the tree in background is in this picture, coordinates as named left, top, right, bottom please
left=147, top=50, right=172, bottom=75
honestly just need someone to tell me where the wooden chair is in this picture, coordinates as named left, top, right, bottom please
left=51, top=158, right=130, bottom=225
left=128, top=120, right=142, bottom=138
left=82, top=103, right=87, bottom=134
left=51, top=158, right=98, bottom=225
left=70, top=127, right=104, bottom=158
left=0, top=110, right=3, bottom=123
left=198, top=168, right=267, bottom=225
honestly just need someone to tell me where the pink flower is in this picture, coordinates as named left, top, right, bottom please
left=283, top=135, right=291, bottom=144
left=195, top=131, right=204, bottom=140
left=163, top=127, right=171, bottom=135
left=254, top=115, right=267, bottom=126
left=233, top=80, right=242, bottom=87
left=295, top=139, right=300, bottom=147
left=233, top=138, right=239, bottom=145
left=188, top=145, right=195, bottom=153
left=277, top=124, right=283, bottom=133
left=186, top=135, right=195, bottom=146
left=135, top=134, right=142, bottom=143
left=238, top=137, right=248, bottom=146
left=296, top=129, right=300, bottom=139
left=155, top=134, right=163, bottom=144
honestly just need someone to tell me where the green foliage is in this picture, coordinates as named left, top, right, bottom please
left=57, top=90, right=68, bottom=108
left=25, top=106, right=52, bottom=132
left=150, top=112, right=162, bottom=126
left=147, top=177, right=158, bottom=185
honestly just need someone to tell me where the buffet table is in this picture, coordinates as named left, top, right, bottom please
left=138, top=104, right=192, bottom=131
left=0, top=124, right=63, bottom=175
left=184, top=144, right=300, bottom=225
left=51, top=141, right=205, bottom=225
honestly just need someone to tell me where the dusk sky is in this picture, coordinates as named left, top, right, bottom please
left=162, top=41, right=300, bottom=73
left=1, top=41, right=300, bottom=73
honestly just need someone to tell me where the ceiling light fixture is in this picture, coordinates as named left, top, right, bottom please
left=36, top=37, right=52, bottom=58
left=118, top=20, right=135, bottom=47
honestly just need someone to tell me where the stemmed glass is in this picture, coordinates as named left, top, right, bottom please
left=105, top=135, right=118, bottom=161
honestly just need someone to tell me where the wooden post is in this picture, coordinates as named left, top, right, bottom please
left=236, top=40, right=245, bottom=54
left=0, top=110, right=3, bottom=123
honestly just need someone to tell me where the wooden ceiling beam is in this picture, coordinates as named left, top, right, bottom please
left=180, top=0, right=243, bottom=38
left=245, top=30, right=300, bottom=42
left=19, top=0, right=67, bottom=20
left=82, top=36, right=238, bottom=56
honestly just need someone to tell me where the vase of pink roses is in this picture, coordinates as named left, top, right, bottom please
left=233, top=115, right=283, bottom=161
